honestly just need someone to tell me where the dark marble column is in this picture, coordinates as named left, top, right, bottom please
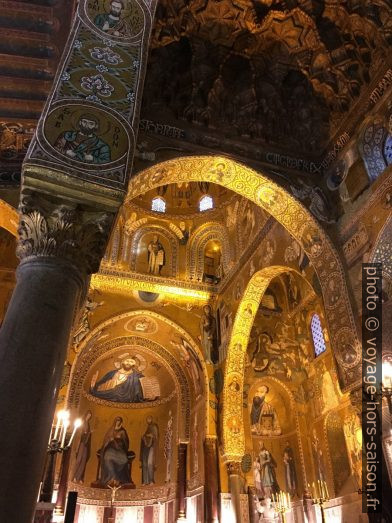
left=204, top=436, right=220, bottom=523
left=227, top=461, right=245, bottom=523
left=177, top=442, right=188, bottom=521
left=0, top=191, right=112, bottom=523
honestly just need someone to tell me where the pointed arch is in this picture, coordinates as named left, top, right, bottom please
left=126, top=156, right=360, bottom=398
left=129, top=224, right=179, bottom=277
left=67, top=309, right=211, bottom=438
left=186, top=222, right=233, bottom=280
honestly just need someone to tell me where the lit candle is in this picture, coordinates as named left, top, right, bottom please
left=312, top=482, right=316, bottom=499
left=324, top=480, right=329, bottom=499
left=68, top=418, right=82, bottom=447
left=53, top=410, right=64, bottom=441
left=320, top=480, right=324, bottom=499
left=61, top=419, right=69, bottom=448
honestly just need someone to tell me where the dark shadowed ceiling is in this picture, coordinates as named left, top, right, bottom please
left=141, top=0, right=392, bottom=155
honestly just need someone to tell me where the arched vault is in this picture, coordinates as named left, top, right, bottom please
left=126, top=155, right=361, bottom=458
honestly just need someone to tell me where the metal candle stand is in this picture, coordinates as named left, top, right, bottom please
left=272, top=491, right=291, bottom=523
left=308, top=480, right=330, bottom=523
left=40, top=410, right=81, bottom=505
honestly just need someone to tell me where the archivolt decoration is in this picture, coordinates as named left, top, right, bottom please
left=126, top=156, right=360, bottom=460
left=223, top=266, right=291, bottom=461
left=126, top=156, right=360, bottom=376
left=129, top=224, right=179, bottom=277
left=370, top=215, right=392, bottom=282
left=68, top=334, right=191, bottom=439
left=186, top=222, right=233, bottom=280
left=68, top=309, right=210, bottom=435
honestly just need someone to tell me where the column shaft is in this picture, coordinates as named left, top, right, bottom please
left=177, top=442, right=188, bottom=521
left=204, top=437, right=220, bottom=523
left=0, top=258, right=84, bottom=523
left=227, top=462, right=245, bottom=523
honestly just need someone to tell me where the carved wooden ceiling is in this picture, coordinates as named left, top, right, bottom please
left=0, top=0, right=391, bottom=187
left=0, top=0, right=76, bottom=184
left=141, top=0, right=392, bottom=156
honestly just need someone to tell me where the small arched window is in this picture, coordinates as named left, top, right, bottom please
left=310, top=313, right=327, bottom=357
left=151, top=197, right=166, bottom=213
left=199, top=195, right=213, bottom=212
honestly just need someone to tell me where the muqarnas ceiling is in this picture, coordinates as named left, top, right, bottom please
left=142, top=0, right=392, bottom=154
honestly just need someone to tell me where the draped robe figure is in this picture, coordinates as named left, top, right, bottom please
left=147, top=235, right=165, bottom=275
left=283, top=443, right=298, bottom=496
left=311, top=430, right=326, bottom=481
left=250, top=385, right=281, bottom=436
left=259, top=445, right=280, bottom=497
left=72, top=411, right=92, bottom=483
left=94, top=0, right=131, bottom=37
left=200, top=305, right=218, bottom=363
left=140, top=417, right=159, bottom=485
left=253, top=457, right=262, bottom=496
left=99, top=417, right=130, bottom=486
left=54, top=115, right=110, bottom=164
left=91, top=357, right=144, bottom=403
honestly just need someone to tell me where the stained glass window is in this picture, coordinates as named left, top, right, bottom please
left=151, top=197, right=166, bottom=213
left=310, top=313, right=327, bottom=357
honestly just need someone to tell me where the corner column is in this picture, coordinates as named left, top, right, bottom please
left=204, top=436, right=220, bottom=523
left=227, top=461, right=245, bottom=523
left=0, top=191, right=112, bottom=523
left=177, top=442, right=188, bottom=521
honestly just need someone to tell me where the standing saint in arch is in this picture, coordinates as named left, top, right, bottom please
left=72, top=410, right=92, bottom=483
left=283, top=441, right=298, bottom=497
left=140, top=416, right=159, bottom=485
left=199, top=304, right=218, bottom=363
left=147, top=235, right=165, bottom=275
left=259, top=442, right=280, bottom=497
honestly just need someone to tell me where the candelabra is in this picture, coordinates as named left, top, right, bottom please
left=272, top=491, right=291, bottom=523
left=40, top=410, right=81, bottom=504
left=308, top=480, right=330, bottom=523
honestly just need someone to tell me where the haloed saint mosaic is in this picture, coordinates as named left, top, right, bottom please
left=87, top=0, right=144, bottom=40
left=86, top=347, right=175, bottom=406
left=44, top=104, right=129, bottom=167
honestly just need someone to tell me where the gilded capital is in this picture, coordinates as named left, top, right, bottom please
left=226, top=461, right=242, bottom=476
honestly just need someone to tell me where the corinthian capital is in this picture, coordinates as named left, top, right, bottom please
left=17, top=189, right=114, bottom=274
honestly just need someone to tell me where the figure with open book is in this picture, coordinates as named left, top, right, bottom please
left=90, top=353, right=160, bottom=403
